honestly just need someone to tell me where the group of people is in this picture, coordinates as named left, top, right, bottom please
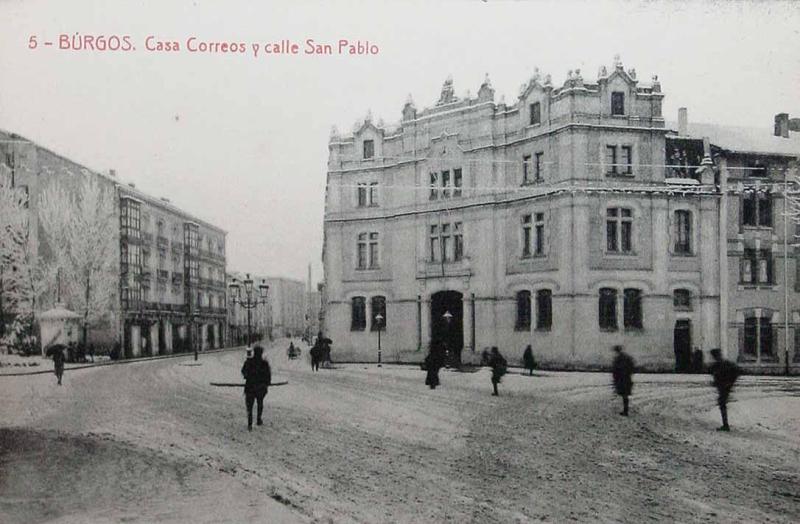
left=425, top=342, right=509, bottom=395
left=611, top=345, right=741, bottom=431
left=309, top=333, right=332, bottom=372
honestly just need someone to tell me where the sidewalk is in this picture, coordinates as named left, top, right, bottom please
left=0, top=345, right=246, bottom=377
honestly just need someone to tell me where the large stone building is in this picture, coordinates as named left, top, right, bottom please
left=118, top=184, right=227, bottom=358
left=0, top=128, right=228, bottom=357
left=265, top=277, right=306, bottom=338
left=322, top=59, right=799, bottom=373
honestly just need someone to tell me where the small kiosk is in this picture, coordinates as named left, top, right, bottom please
left=38, top=305, right=82, bottom=356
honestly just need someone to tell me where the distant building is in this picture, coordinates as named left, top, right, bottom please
left=265, top=277, right=306, bottom=338
left=322, top=59, right=800, bottom=373
left=226, top=271, right=271, bottom=346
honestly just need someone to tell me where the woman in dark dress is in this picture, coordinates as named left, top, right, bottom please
left=424, top=342, right=446, bottom=389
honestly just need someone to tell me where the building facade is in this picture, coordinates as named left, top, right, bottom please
left=265, top=277, right=306, bottom=338
left=118, top=185, right=227, bottom=358
left=0, top=129, right=228, bottom=357
left=322, top=60, right=800, bottom=373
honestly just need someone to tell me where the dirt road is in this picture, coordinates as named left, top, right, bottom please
left=1, top=340, right=798, bottom=523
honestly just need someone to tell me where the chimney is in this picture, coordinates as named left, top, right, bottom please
left=678, top=107, right=688, bottom=136
left=108, top=169, right=117, bottom=178
left=774, top=113, right=789, bottom=138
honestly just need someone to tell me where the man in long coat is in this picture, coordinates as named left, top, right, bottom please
left=708, top=348, right=741, bottom=431
left=611, top=345, right=634, bottom=416
left=241, top=345, right=271, bottom=430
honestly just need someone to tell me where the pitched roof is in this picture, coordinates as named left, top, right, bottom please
left=666, top=121, right=800, bottom=157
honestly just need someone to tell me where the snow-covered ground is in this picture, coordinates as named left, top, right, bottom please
left=1, top=339, right=798, bottom=523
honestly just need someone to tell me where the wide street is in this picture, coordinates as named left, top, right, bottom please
left=1, top=339, right=799, bottom=523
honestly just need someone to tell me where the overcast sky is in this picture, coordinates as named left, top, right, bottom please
left=0, top=0, right=797, bottom=282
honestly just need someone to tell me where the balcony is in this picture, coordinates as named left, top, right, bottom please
left=157, top=235, right=168, bottom=249
left=141, top=231, right=153, bottom=244
left=171, top=272, right=183, bottom=285
left=157, top=269, right=169, bottom=281
left=416, top=256, right=472, bottom=279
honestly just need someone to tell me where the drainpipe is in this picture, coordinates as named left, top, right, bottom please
left=718, top=156, right=729, bottom=357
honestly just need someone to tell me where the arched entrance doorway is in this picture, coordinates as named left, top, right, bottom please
left=431, top=291, right=463, bottom=365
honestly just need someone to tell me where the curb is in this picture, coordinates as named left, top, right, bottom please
left=0, top=346, right=247, bottom=377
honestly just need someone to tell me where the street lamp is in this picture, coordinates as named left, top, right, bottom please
left=229, top=274, right=269, bottom=347
left=374, top=313, right=384, bottom=367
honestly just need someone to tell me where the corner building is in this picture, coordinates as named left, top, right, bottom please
left=323, top=59, right=726, bottom=370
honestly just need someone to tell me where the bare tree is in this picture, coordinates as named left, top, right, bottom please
left=38, top=170, right=118, bottom=347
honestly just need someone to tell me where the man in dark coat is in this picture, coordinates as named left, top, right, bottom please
left=424, top=342, right=446, bottom=390
left=310, top=338, right=322, bottom=371
left=241, top=345, right=271, bottom=431
left=46, top=344, right=66, bottom=385
left=488, top=346, right=507, bottom=396
left=522, top=345, right=536, bottom=376
left=611, top=345, right=634, bottom=416
left=708, top=348, right=741, bottom=431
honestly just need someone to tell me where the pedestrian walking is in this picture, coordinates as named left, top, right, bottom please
left=522, top=344, right=537, bottom=376
left=46, top=344, right=66, bottom=385
left=241, top=345, right=271, bottom=431
left=488, top=346, right=507, bottom=396
left=611, top=345, right=635, bottom=416
left=424, top=342, right=446, bottom=389
left=310, top=337, right=322, bottom=371
left=708, top=348, right=741, bottom=432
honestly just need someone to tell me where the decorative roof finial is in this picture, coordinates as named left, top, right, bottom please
left=437, top=75, right=457, bottom=105
left=598, top=65, right=608, bottom=78
left=533, top=67, right=541, bottom=81
left=365, top=109, right=372, bottom=123
left=330, top=125, right=339, bottom=138
left=613, top=53, right=623, bottom=69
left=478, top=73, right=495, bottom=102
left=628, top=68, right=637, bottom=80
left=405, top=93, right=415, bottom=107
left=544, top=73, right=552, bottom=87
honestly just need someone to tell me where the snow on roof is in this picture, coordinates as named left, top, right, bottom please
left=666, top=121, right=800, bottom=157
left=37, top=306, right=82, bottom=320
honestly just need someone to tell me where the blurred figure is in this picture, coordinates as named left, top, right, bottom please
left=522, top=344, right=537, bottom=376
left=708, top=348, right=741, bottom=432
left=424, top=342, right=446, bottom=389
left=310, top=336, right=322, bottom=371
left=241, top=345, right=271, bottom=431
left=691, top=347, right=704, bottom=374
left=46, top=344, right=66, bottom=385
left=611, top=345, right=634, bottom=416
left=488, top=346, right=507, bottom=396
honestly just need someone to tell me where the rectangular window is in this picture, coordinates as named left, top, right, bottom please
left=758, top=249, right=773, bottom=284
left=607, top=208, right=633, bottom=254
left=441, top=223, right=451, bottom=262
left=357, top=233, right=367, bottom=269
left=741, top=249, right=755, bottom=284
left=673, top=289, right=692, bottom=310
left=441, top=170, right=450, bottom=199
left=534, top=212, right=545, bottom=256
left=453, top=168, right=463, bottom=197
left=430, top=225, right=439, bottom=262
left=429, top=172, right=438, bottom=200
left=599, top=288, right=618, bottom=330
left=743, top=316, right=758, bottom=356
left=368, top=232, right=379, bottom=268
left=522, top=214, right=532, bottom=258
left=369, top=183, right=378, bottom=206
left=675, top=210, right=692, bottom=254
left=351, top=296, right=366, bottom=331
left=611, top=91, right=625, bottom=116
left=606, top=209, right=618, bottom=252
left=606, top=146, right=618, bottom=175
left=535, top=152, right=544, bottom=181
left=453, top=222, right=463, bottom=261
left=371, top=296, right=386, bottom=331
left=516, top=290, right=531, bottom=331
left=624, top=288, right=643, bottom=329
left=363, top=139, right=374, bottom=159
left=536, top=289, right=552, bottom=330
left=357, top=182, right=368, bottom=207
left=760, top=318, right=773, bottom=356
left=522, top=155, right=531, bottom=184
left=621, top=146, right=633, bottom=174
left=743, top=190, right=772, bottom=227
left=530, top=102, right=541, bottom=126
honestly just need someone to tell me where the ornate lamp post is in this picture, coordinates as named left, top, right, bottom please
left=229, top=274, right=268, bottom=347
left=374, top=312, right=384, bottom=367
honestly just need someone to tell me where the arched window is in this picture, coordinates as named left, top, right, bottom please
left=371, top=296, right=386, bottom=331
left=351, top=297, right=366, bottom=331
left=599, top=288, right=617, bottom=330
left=624, top=288, right=643, bottom=329
left=515, top=290, right=531, bottom=331
left=536, top=290, right=552, bottom=330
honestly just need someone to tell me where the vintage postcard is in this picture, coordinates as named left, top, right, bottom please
left=0, top=1, right=798, bottom=522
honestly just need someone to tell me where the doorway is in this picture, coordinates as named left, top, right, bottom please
left=674, top=319, right=692, bottom=373
left=431, top=291, right=464, bottom=365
